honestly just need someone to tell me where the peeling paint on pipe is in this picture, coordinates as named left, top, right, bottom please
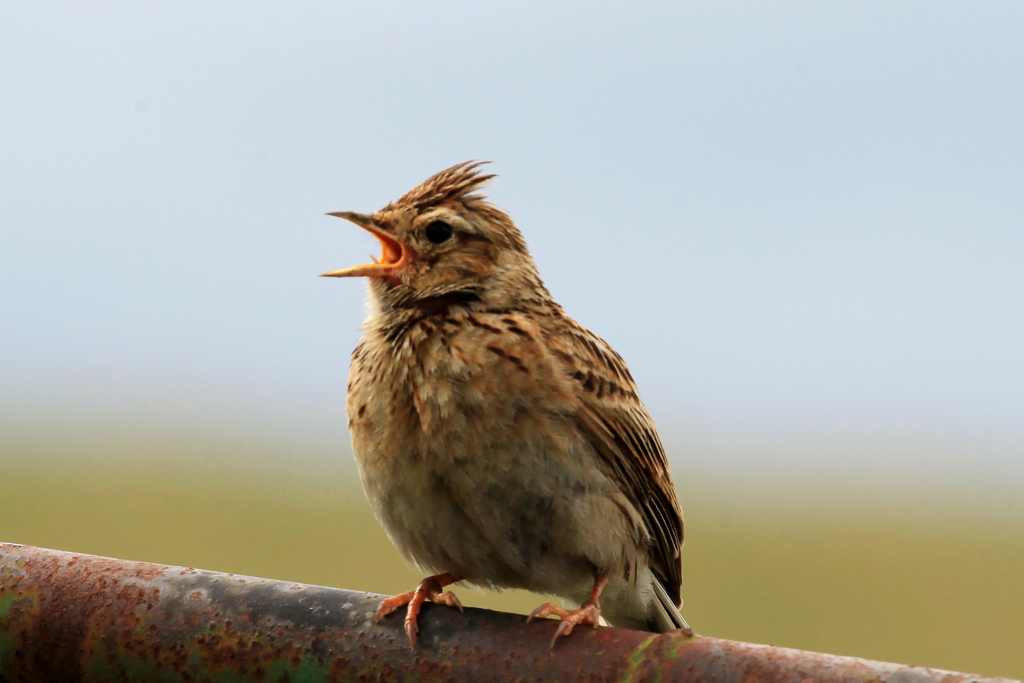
left=0, top=543, right=1015, bottom=683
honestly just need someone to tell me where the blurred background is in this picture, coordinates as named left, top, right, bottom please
left=1, top=1, right=1022, bottom=678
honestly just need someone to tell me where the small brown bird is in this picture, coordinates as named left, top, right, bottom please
left=322, top=162, right=689, bottom=648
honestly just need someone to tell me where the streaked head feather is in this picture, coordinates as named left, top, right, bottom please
left=390, top=161, right=496, bottom=211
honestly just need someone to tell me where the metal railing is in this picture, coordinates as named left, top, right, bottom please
left=0, top=543, right=1015, bottom=682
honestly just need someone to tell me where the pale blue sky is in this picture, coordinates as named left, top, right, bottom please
left=2, top=2, right=1022, bottom=487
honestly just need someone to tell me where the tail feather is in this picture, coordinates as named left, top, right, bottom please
left=650, top=578, right=691, bottom=633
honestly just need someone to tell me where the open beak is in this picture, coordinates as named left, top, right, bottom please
left=320, top=211, right=410, bottom=278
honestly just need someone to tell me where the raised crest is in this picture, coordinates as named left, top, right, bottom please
left=392, top=160, right=496, bottom=211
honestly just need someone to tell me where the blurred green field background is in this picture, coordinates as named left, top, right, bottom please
left=3, top=438, right=1022, bottom=680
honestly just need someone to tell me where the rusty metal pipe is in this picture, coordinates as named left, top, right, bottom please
left=0, top=543, right=1015, bottom=683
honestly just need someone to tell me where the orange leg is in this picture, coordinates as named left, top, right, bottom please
left=375, top=572, right=464, bottom=649
left=527, top=572, right=609, bottom=647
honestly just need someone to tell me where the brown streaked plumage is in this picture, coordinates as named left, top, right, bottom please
left=323, top=161, right=689, bottom=648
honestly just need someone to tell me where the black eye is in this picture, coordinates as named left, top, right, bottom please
left=425, top=220, right=453, bottom=244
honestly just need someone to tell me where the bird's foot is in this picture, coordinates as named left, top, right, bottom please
left=527, top=601, right=602, bottom=647
left=375, top=573, right=464, bottom=649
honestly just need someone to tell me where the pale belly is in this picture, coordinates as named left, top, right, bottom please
left=352, top=406, right=637, bottom=599
left=344, top=317, right=653, bottom=621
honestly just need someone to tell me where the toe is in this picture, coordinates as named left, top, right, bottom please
left=527, top=602, right=568, bottom=623
left=403, top=594, right=427, bottom=649
left=375, top=602, right=394, bottom=623
left=404, top=615, right=418, bottom=649
left=553, top=619, right=575, bottom=643
left=375, top=591, right=414, bottom=623
left=432, top=590, right=464, bottom=612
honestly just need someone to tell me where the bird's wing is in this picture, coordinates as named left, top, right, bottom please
left=545, top=318, right=684, bottom=606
